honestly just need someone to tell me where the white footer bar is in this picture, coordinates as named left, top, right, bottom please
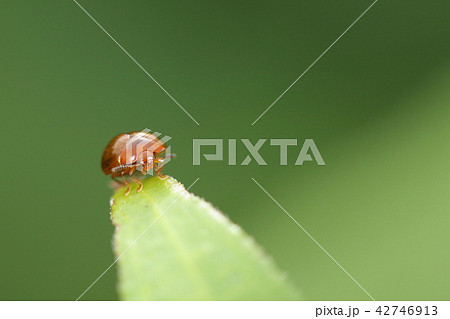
left=0, top=301, right=448, bottom=319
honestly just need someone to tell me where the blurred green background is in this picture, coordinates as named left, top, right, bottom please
left=1, top=0, right=450, bottom=300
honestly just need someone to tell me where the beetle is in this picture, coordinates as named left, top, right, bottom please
left=101, top=131, right=171, bottom=195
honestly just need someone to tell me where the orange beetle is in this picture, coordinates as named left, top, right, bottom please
left=101, top=131, right=171, bottom=195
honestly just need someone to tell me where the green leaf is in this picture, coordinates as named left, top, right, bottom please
left=110, top=176, right=300, bottom=300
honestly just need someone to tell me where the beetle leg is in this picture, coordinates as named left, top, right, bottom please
left=140, top=161, right=147, bottom=175
left=127, top=167, right=143, bottom=192
left=139, top=158, right=151, bottom=176
left=140, top=164, right=147, bottom=175
left=112, top=176, right=124, bottom=185
left=146, top=161, right=155, bottom=174
left=121, top=174, right=130, bottom=196
left=138, top=150, right=154, bottom=175
left=154, top=160, right=165, bottom=177
left=130, top=175, right=143, bottom=192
